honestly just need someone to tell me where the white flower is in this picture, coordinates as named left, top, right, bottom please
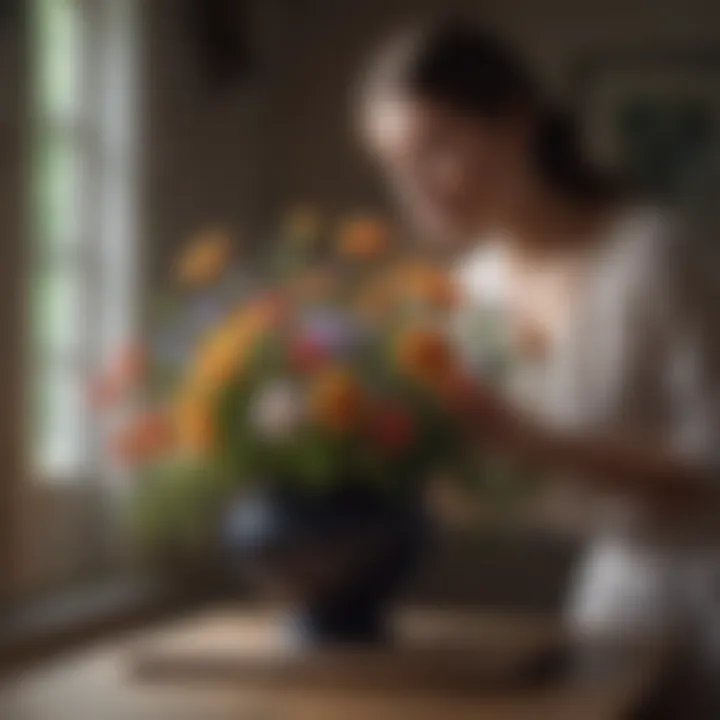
left=250, top=380, right=303, bottom=440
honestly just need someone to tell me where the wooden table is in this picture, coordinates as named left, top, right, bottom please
left=123, top=607, right=669, bottom=720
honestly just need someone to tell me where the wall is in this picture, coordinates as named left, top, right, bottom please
left=0, top=4, right=25, bottom=601
left=144, top=0, right=720, bottom=248
left=261, top=0, right=720, bottom=213
left=143, top=0, right=302, bottom=272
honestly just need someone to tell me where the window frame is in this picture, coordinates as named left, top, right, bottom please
left=20, top=0, right=140, bottom=595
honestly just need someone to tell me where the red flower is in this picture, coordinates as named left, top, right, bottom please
left=88, top=342, right=147, bottom=410
left=289, top=335, right=329, bottom=373
left=367, top=400, right=415, bottom=452
left=111, top=409, right=175, bottom=466
left=253, top=291, right=289, bottom=325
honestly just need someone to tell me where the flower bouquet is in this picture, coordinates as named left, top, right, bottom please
left=94, top=210, right=491, bottom=645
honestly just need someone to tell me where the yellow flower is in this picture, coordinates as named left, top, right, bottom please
left=175, top=293, right=286, bottom=454
left=184, top=295, right=282, bottom=404
left=174, top=392, right=215, bottom=454
left=400, top=262, right=460, bottom=310
left=395, top=326, right=454, bottom=386
left=309, top=367, right=366, bottom=434
left=191, top=315, right=247, bottom=390
left=338, top=217, right=390, bottom=260
left=285, top=205, right=323, bottom=244
left=190, top=325, right=246, bottom=392
left=175, top=227, right=233, bottom=287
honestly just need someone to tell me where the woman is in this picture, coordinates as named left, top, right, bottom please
left=360, top=19, right=720, bottom=711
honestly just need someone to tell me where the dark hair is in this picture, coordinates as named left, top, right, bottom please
left=364, top=20, right=613, bottom=201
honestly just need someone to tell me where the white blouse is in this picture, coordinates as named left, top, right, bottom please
left=456, top=206, right=720, bottom=656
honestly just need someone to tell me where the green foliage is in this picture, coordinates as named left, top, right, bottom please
left=117, top=211, right=536, bottom=553
left=130, top=456, right=233, bottom=553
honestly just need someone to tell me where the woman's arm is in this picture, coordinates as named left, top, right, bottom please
left=481, top=400, right=714, bottom=509
left=479, top=219, right=720, bottom=510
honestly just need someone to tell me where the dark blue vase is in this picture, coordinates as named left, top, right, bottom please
left=222, top=482, right=429, bottom=646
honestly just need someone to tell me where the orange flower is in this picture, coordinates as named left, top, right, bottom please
left=175, top=227, right=233, bottom=287
left=339, top=217, right=390, bottom=259
left=309, top=367, right=366, bottom=434
left=112, top=409, right=175, bottom=465
left=401, top=262, right=459, bottom=310
left=366, top=400, right=414, bottom=452
left=241, top=292, right=287, bottom=335
left=395, top=326, right=454, bottom=386
left=290, top=268, right=337, bottom=303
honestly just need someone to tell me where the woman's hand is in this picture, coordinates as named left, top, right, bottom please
left=449, top=374, right=532, bottom=449
left=457, top=375, right=715, bottom=511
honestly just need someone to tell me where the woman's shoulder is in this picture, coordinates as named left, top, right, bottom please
left=610, top=203, right=718, bottom=270
left=600, top=204, right=703, bottom=285
left=603, top=204, right=673, bottom=261
left=604, top=203, right=720, bottom=324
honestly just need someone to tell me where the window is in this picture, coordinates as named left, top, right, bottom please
left=29, top=0, right=138, bottom=482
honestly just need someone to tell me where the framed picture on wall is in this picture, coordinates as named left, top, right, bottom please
left=574, top=53, right=720, bottom=202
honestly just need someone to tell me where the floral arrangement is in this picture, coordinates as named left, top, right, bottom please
left=92, top=209, right=491, bottom=550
